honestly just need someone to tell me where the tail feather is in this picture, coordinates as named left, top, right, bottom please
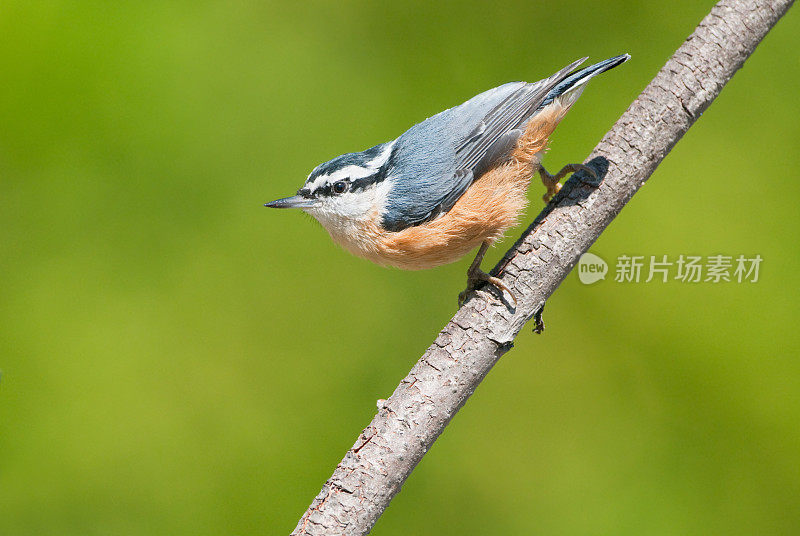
left=540, top=54, right=630, bottom=110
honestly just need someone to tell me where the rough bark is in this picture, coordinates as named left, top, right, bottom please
left=292, top=0, right=795, bottom=534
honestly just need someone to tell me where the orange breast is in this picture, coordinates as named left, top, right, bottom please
left=345, top=103, right=570, bottom=270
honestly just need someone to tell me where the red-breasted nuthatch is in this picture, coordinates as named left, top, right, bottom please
left=266, top=55, right=630, bottom=304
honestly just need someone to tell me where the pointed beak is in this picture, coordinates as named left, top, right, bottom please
left=263, top=195, right=317, bottom=209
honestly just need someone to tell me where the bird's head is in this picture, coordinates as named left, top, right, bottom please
left=265, top=142, right=395, bottom=238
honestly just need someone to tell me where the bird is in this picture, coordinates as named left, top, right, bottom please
left=265, top=54, right=630, bottom=306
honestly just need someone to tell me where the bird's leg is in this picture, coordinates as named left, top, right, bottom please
left=538, top=163, right=598, bottom=203
left=458, top=241, right=517, bottom=307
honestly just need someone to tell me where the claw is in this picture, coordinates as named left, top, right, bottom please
left=458, top=241, right=517, bottom=307
left=539, top=163, right=597, bottom=203
left=532, top=304, right=545, bottom=334
left=459, top=268, right=517, bottom=307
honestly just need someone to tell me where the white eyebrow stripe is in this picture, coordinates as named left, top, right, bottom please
left=305, top=140, right=396, bottom=192
left=304, top=173, right=331, bottom=192
left=328, top=165, right=380, bottom=182
left=305, top=165, right=374, bottom=192
left=364, top=140, right=395, bottom=169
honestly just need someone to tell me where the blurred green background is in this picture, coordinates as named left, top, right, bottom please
left=2, top=1, right=799, bottom=534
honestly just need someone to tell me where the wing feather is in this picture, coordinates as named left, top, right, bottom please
left=454, top=57, right=586, bottom=175
left=382, top=58, right=587, bottom=232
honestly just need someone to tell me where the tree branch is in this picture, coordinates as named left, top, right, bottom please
left=291, top=0, right=794, bottom=534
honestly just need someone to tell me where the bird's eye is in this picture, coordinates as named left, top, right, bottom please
left=332, top=181, right=348, bottom=194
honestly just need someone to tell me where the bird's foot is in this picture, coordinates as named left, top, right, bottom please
left=532, top=304, right=546, bottom=334
left=458, top=267, right=517, bottom=307
left=539, top=163, right=597, bottom=203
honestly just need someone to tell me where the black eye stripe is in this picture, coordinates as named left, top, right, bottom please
left=312, top=173, right=385, bottom=198
left=303, top=142, right=398, bottom=199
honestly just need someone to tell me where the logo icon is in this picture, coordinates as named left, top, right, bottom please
left=578, top=252, right=608, bottom=285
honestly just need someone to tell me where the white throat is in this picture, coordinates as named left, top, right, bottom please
left=303, top=180, right=392, bottom=250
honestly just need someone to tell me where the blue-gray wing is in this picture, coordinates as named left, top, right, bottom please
left=382, top=58, right=586, bottom=232
left=453, top=57, right=586, bottom=176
